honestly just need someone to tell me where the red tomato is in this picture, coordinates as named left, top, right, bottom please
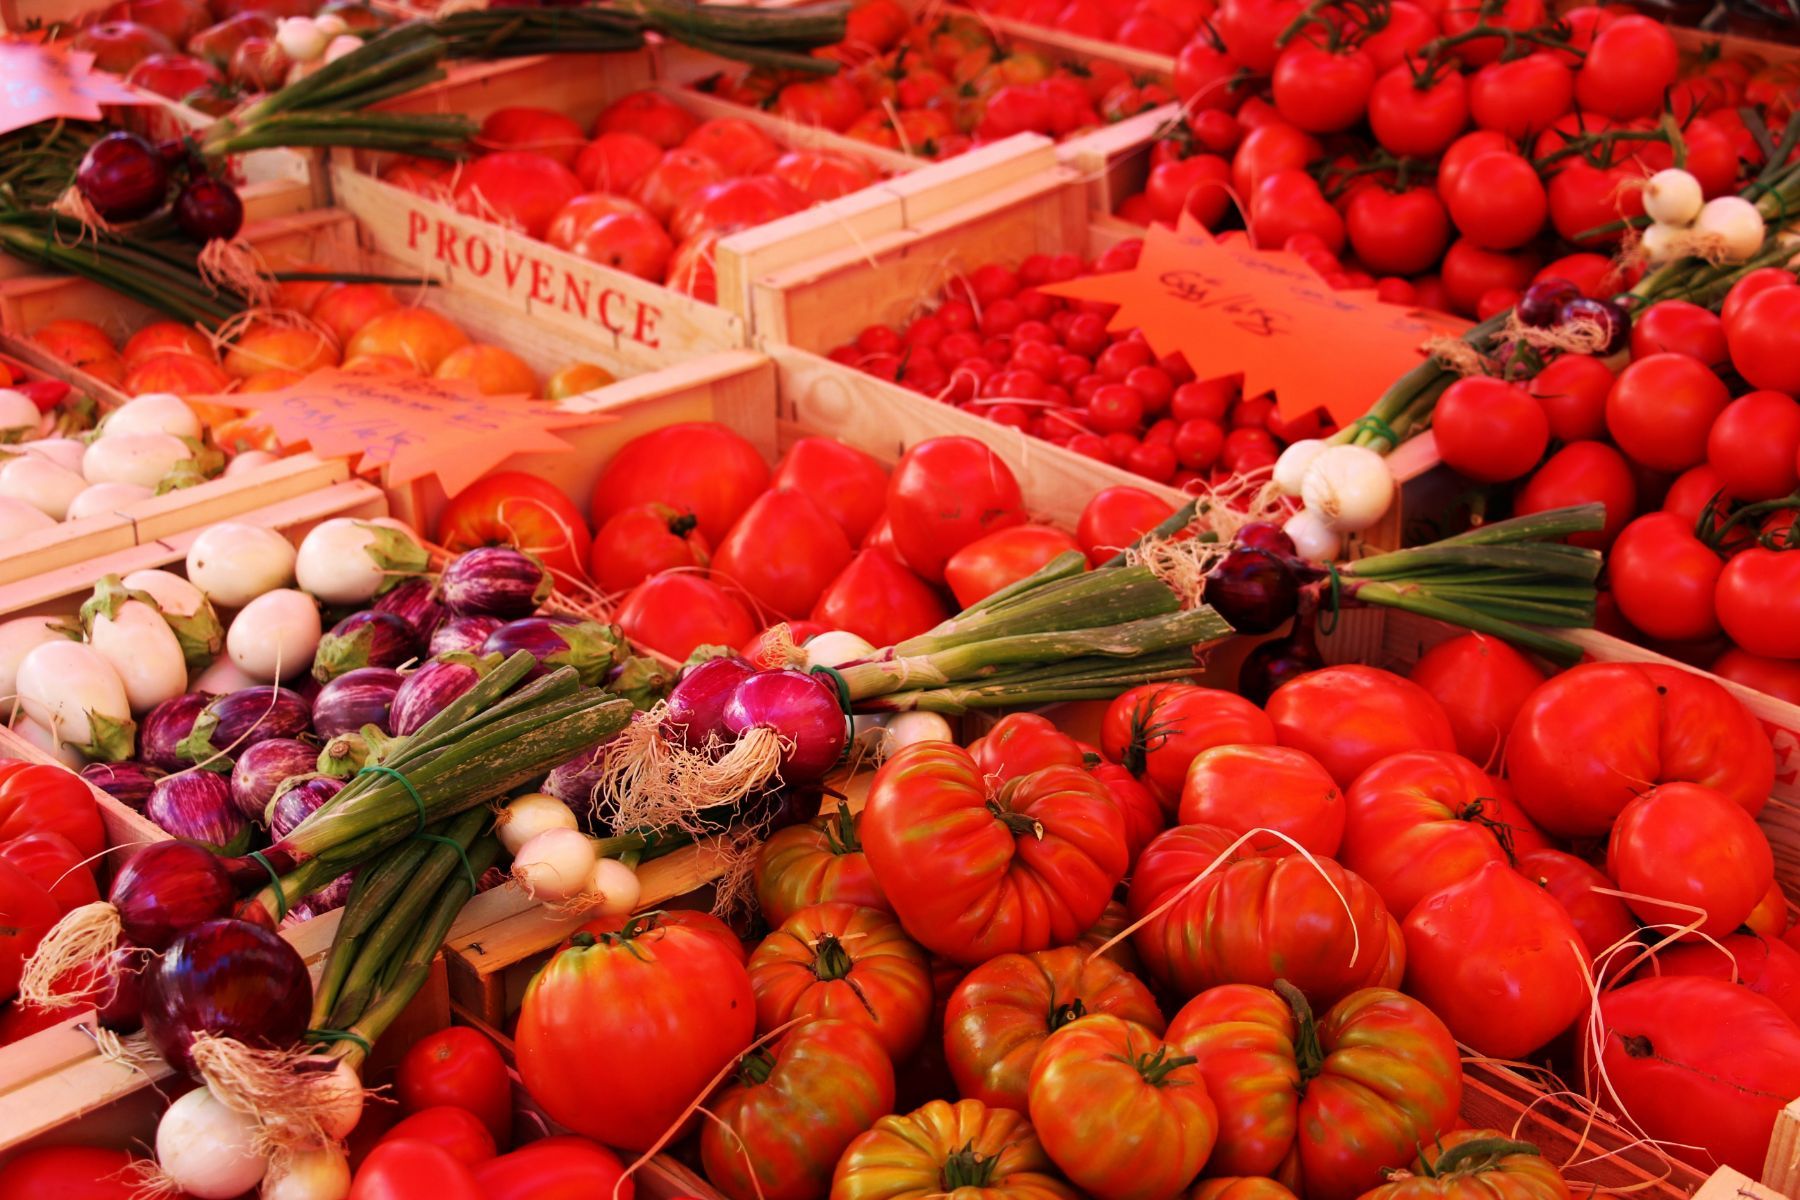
left=1368, top=67, right=1468, bottom=158
left=1583, top=977, right=1800, bottom=1176
left=754, top=802, right=889, bottom=927
left=1341, top=750, right=1548, bottom=920
left=475, top=1137, right=633, bottom=1200
left=1508, top=663, right=1774, bottom=836
left=596, top=90, right=701, bottom=149
left=1630, top=300, right=1727, bottom=366
left=617, top=572, right=756, bottom=660
left=1575, top=16, right=1677, bottom=118
left=574, top=132, right=662, bottom=194
left=350, top=1140, right=485, bottom=1200
left=1129, top=824, right=1404, bottom=1005
left=1345, top=186, right=1450, bottom=277
left=1432, top=376, right=1549, bottom=483
left=1605, top=353, right=1729, bottom=473
left=477, top=107, right=586, bottom=168
left=1145, top=154, right=1234, bottom=228
left=1547, top=160, right=1642, bottom=246
left=1647, top=934, right=1800, bottom=1025
left=0, top=858, right=60, bottom=1002
left=1721, top=268, right=1796, bottom=329
left=1405, top=634, right=1547, bottom=768
left=811, top=548, right=947, bottom=648
left=1445, top=152, right=1547, bottom=250
left=1403, top=861, right=1591, bottom=1058
left=1101, top=683, right=1277, bottom=808
left=630, top=149, right=726, bottom=224
left=379, top=1106, right=498, bottom=1169
left=1178, top=744, right=1345, bottom=857
left=711, top=489, right=854, bottom=621
left=1440, top=0, right=1545, bottom=64
left=1708, top=391, right=1800, bottom=502
left=884, top=437, right=1026, bottom=584
left=861, top=745, right=1129, bottom=965
left=516, top=917, right=756, bottom=1151
left=1608, top=782, right=1774, bottom=939
left=395, top=1026, right=513, bottom=1150
left=0, top=1146, right=176, bottom=1200
left=1525, top=354, right=1612, bottom=441
left=1214, top=0, right=1306, bottom=70
left=1469, top=53, right=1572, bottom=138
left=0, top=831, right=97, bottom=914
left=1438, top=238, right=1537, bottom=316
left=1076, top=487, right=1176, bottom=567
left=1712, top=648, right=1800, bottom=706
left=1608, top=513, right=1722, bottom=643
left=436, top=472, right=592, bottom=584
left=1271, top=43, right=1375, bottom=134
left=1726, top=284, right=1800, bottom=395
left=1265, top=666, right=1457, bottom=788
left=1231, top=122, right=1322, bottom=200
left=770, top=437, right=888, bottom=545
left=1360, top=0, right=1438, bottom=71
left=968, top=712, right=1087, bottom=785
left=452, top=153, right=582, bottom=241
left=591, top=422, right=770, bottom=543
left=1252, top=170, right=1346, bottom=256
left=589, top=502, right=709, bottom=594
left=0, top=763, right=105, bottom=859
left=943, top=525, right=1083, bottom=608
left=1089, top=761, right=1165, bottom=864
left=569, top=209, right=674, bottom=281
left=1515, top=848, right=1639, bottom=960
left=749, top=901, right=932, bottom=1059
left=1718, top=547, right=1800, bottom=660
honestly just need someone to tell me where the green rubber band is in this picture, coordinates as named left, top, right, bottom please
left=1351, top=414, right=1400, bottom=450
left=415, top=833, right=480, bottom=895
left=303, top=1028, right=372, bottom=1057
left=358, top=763, right=426, bottom=834
left=247, top=851, right=286, bottom=923
left=1320, top=563, right=1343, bottom=637
left=809, top=664, right=853, bottom=718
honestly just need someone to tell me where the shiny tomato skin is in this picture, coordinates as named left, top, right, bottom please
left=589, top=502, right=709, bottom=594
left=378, top=1107, right=497, bottom=1169
left=1127, top=824, right=1403, bottom=1006
left=0, top=762, right=109, bottom=860
left=1345, top=186, right=1450, bottom=277
left=1077, top=487, right=1177, bottom=567
left=0, top=1146, right=164, bottom=1200
left=1402, top=861, right=1591, bottom=1058
left=1583, top=977, right=1800, bottom=1176
left=749, top=902, right=932, bottom=1060
left=861, top=746, right=1129, bottom=965
left=1515, top=847, right=1639, bottom=960
left=1342, top=751, right=1547, bottom=920
left=1178, top=744, right=1344, bottom=856
left=591, top=422, right=771, bottom=543
left=944, top=525, right=1083, bottom=608
left=1711, top=648, right=1800, bottom=705
left=1707, top=390, right=1800, bottom=502
left=1507, top=663, right=1774, bottom=836
left=0, top=831, right=98, bottom=913
left=712, top=489, right=854, bottom=620
left=1101, top=684, right=1277, bottom=809
left=1439, top=238, right=1538, bottom=316
left=350, top=1140, right=485, bottom=1200
left=1608, top=512, right=1722, bottom=642
left=0, top=859, right=60, bottom=1002
left=1089, top=761, right=1166, bottom=864
left=1266, top=666, right=1457, bottom=788
left=1167, top=984, right=1462, bottom=1200
left=811, top=548, right=949, bottom=648
left=1631, top=299, right=1727, bottom=366
left=596, top=90, right=701, bottom=149
left=1605, top=353, right=1730, bottom=473
left=1369, top=67, right=1468, bottom=158
left=830, top=1099, right=1078, bottom=1200
left=968, top=712, right=1087, bottom=785
left=1444, top=152, right=1547, bottom=251
left=1432, top=376, right=1549, bottom=482
left=394, top=1026, right=514, bottom=1149
left=475, top=1137, right=633, bottom=1200
left=1513, top=441, right=1636, bottom=552
left=1717, top=547, right=1800, bottom=660
left=515, top=917, right=755, bottom=1152
left=702, top=1020, right=896, bottom=1200
left=885, top=437, right=1027, bottom=584
left=1469, top=53, right=1573, bottom=138
left=1271, top=44, right=1375, bottom=134
left=1606, top=782, right=1773, bottom=939
left=1575, top=16, right=1678, bottom=119
left=1027, top=1014, right=1218, bottom=1200
left=770, top=437, right=889, bottom=545
left=1647, top=933, right=1800, bottom=1024
left=754, top=804, right=889, bottom=927
left=617, top=571, right=756, bottom=660
left=1360, top=1130, right=1571, bottom=1200
left=944, top=946, right=1165, bottom=1113
left=436, top=472, right=593, bottom=585
left=1405, top=633, right=1547, bottom=768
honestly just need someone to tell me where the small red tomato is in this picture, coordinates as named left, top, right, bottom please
left=1605, top=353, right=1729, bottom=472
left=379, top=1107, right=498, bottom=1169
left=1608, top=512, right=1722, bottom=642
left=394, top=1028, right=514, bottom=1150
left=1432, top=376, right=1549, bottom=482
left=1708, top=391, right=1800, bottom=502
left=1526, top=354, right=1612, bottom=441
left=1607, top=782, right=1773, bottom=938
left=1631, top=300, right=1727, bottom=366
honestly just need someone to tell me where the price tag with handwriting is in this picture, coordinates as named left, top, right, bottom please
left=0, top=43, right=146, bottom=137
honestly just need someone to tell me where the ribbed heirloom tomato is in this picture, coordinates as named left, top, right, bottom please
left=968, top=712, right=1086, bottom=784
left=830, top=1099, right=1078, bottom=1200
left=944, top=946, right=1166, bottom=1111
left=589, top=421, right=770, bottom=543
left=701, top=1019, right=896, bottom=1200
left=1357, top=1131, right=1573, bottom=1200
left=1101, top=683, right=1276, bottom=808
left=860, top=745, right=1129, bottom=965
left=1168, top=983, right=1462, bottom=1200
left=747, top=902, right=932, bottom=1060
left=753, top=803, right=889, bottom=927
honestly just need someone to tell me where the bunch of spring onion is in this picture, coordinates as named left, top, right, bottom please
left=600, top=502, right=1603, bottom=831
left=1334, top=113, right=1800, bottom=458
left=139, top=811, right=497, bottom=1200
left=20, top=651, right=631, bottom=1010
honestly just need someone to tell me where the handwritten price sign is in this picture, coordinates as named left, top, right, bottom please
left=1042, top=214, right=1462, bottom=428
left=199, top=370, right=613, bottom=497
left=0, top=43, right=146, bottom=137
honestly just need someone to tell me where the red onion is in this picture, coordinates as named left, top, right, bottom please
left=1238, top=612, right=1326, bottom=706
left=665, top=655, right=756, bottom=751
left=141, top=918, right=310, bottom=1078
left=481, top=617, right=622, bottom=686
left=146, top=770, right=250, bottom=854
left=722, top=668, right=848, bottom=783
left=1236, top=521, right=1298, bottom=559
left=429, top=614, right=502, bottom=656
left=228, top=738, right=318, bottom=821
left=75, top=132, right=169, bottom=223
left=390, top=654, right=487, bottom=737
left=172, top=174, right=243, bottom=242
left=176, top=686, right=311, bottom=766
left=374, top=577, right=447, bottom=641
left=140, top=692, right=215, bottom=772
left=1518, top=277, right=1581, bottom=328
left=110, top=842, right=236, bottom=952
left=81, top=761, right=165, bottom=811
left=438, top=547, right=550, bottom=618
left=312, top=611, right=422, bottom=684
left=311, top=666, right=403, bottom=739
left=1206, top=549, right=1300, bottom=634
left=268, top=774, right=345, bottom=839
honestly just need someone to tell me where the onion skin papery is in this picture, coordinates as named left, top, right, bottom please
left=141, top=918, right=311, bottom=1078
left=665, top=655, right=757, bottom=752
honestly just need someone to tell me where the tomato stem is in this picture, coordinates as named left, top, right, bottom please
left=1275, top=979, right=1328, bottom=1084
left=1419, top=1137, right=1542, bottom=1179
left=810, top=933, right=857, bottom=982
left=939, top=1142, right=1001, bottom=1190
left=822, top=802, right=863, bottom=856
left=1134, top=1044, right=1200, bottom=1087
left=738, top=1048, right=777, bottom=1087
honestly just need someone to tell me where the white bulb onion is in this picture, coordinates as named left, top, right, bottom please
left=1642, top=169, right=1704, bottom=227
left=1282, top=508, right=1343, bottom=562
left=802, top=629, right=876, bottom=668
left=1272, top=438, right=1329, bottom=497
left=585, top=856, right=641, bottom=916
left=496, top=792, right=579, bottom=856
left=156, top=1087, right=268, bottom=1200
left=879, top=711, right=955, bottom=756
left=1300, top=445, right=1394, bottom=533
left=1694, top=195, right=1765, bottom=262
left=276, top=16, right=327, bottom=61
left=261, top=1145, right=350, bottom=1200
left=513, top=828, right=599, bottom=903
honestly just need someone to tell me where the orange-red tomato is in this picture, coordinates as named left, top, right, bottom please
left=1178, top=744, right=1344, bottom=857
left=943, top=525, right=1083, bottom=609
left=1265, top=666, right=1457, bottom=788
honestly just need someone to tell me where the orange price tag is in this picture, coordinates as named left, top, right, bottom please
left=198, top=370, right=613, bottom=497
left=0, top=43, right=147, bottom=137
left=1041, top=214, right=1462, bottom=429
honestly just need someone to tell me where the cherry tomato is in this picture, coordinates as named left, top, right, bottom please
left=1432, top=376, right=1549, bottom=482
left=1547, top=161, right=1642, bottom=246
left=1605, top=353, right=1729, bottom=473
left=1345, top=186, right=1450, bottom=276
left=1513, top=441, right=1637, bottom=551
left=1145, top=155, right=1234, bottom=228
left=1725, top=284, right=1800, bottom=395
left=1716, top=547, right=1800, bottom=660
left=1360, top=0, right=1439, bottom=71
left=1721, top=268, right=1796, bottom=329
left=1630, top=300, right=1727, bottom=366
left=1214, top=0, right=1307, bottom=70
left=395, top=1027, right=513, bottom=1150
left=1525, top=354, right=1612, bottom=441
left=1438, top=238, right=1537, bottom=317
left=1230, top=122, right=1322, bottom=200
left=1251, top=170, right=1345, bottom=256
left=1445, top=152, right=1547, bottom=250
